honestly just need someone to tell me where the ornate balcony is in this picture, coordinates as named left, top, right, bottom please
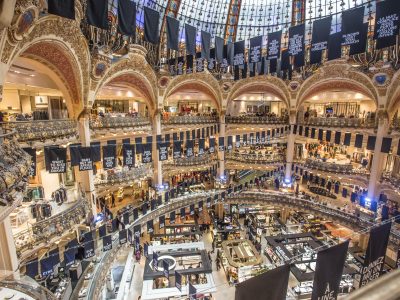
left=94, top=165, right=153, bottom=189
left=162, top=115, right=218, bottom=127
left=0, top=119, right=78, bottom=146
left=0, top=280, right=56, bottom=299
left=226, top=115, right=288, bottom=125
left=225, top=152, right=285, bottom=165
left=163, top=154, right=218, bottom=168
left=15, top=197, right=89, bottom=258
left=299, top=158, right=369, bottom=175
left=301, top=117, right=375, bottom=128
left=90, top=116, right=151, bottom=133
left=0, top=130, right=31, bottom=222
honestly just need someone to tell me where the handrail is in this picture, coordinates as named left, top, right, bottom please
left=225, top=152, right=285, bottom=164
left=89, top=116, right=151, bottom=129
left=94, top=165, right=153, bottom=186
left=300, top=117, right=376, bottom=128
left=297, top=158, right=368, bottom=175
left=0, top=280, right=57, bottom=300
left=226, top=115, right=289, bottom=124
left=163, top=154, right=217, bottom=167
left=162, top=115, right=218, bottom=125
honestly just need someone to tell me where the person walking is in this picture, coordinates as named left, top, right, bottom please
left=111, top=193, right=116, bottom=208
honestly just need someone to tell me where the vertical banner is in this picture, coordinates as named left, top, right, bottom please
left=190, top=204, right=195, bottom=216
left=153, top=252, right=158, bottom=270
left=119, top=229, right=127, bottom=245
left=166, top=16, right=179, bottom=51
left=48, top=0, right=75, bottom=19
left=267, top=30, right=282, bottom=60
left=235, top=264, right=290, bottom=300
left=218, top=137, right=225, bottom=151
left=201, top=31, right=211, bottom=60
left=189, top=282, right=197, bottom=300
left=288, top=23, right=305, bottom=68
left=185, top=24, right=196, bottom=55
left=142, top=143, right=152, bottom=163
left=310, top=16, right=332, bottom=64
left=198, top=138, right=205, bottom=155
left=177, top=56, right=184, bottom=75
left=328, top=32, right=342, bottom=61
left=235, top=135, right=240, bottom=148
left=374, top=0, right=400, bottom=49
left=186, top=140, right=194, bottom=157
left=123, top=144, right=135, bottom=167
left=23, top=148, right=37, bottom=176
left=341, top=7, right=366, bottom=54
left=186, top=55, right=194, bottom=74
left=233, top=40, right=245, bottom=66
left=195, top=52, right=204, bottom=72
left=170, top=211, right=176, bottom=224
left=147, top=220, right=154, bottom=234
left=209, top=137, right=215, bottom=153
left=159, top=142, right=169, bottom=161
left=163, top=260, right=169, bottom=278
left=90, top=142, right=101, bottom=162
left=159, top=215, right=165, bottom=229
left=45, top=147, right=67, bottom=173
left=360, top=222, right=392, bottom=287
left=103, top=235, right=112, bottom=252
left=175, top=271, right=182, bottom=291
left=144, top=7, right=160, bottom=44
left=180, top=207, right=186, bottom=219
left=118, top=0, right=136, bottom=36
left=311, top=241, right=350, bottom=300
left=102, top=144, right=116, bottom=169
left=215, top=36, right=224, bottom=63
left=169, top=58, right=176, bottom=76
left=227, top=136, right=233, bottom=151
left=249, top=36, right=262, bottom=63
left=78, top=147, right=93, bottom=171
left=173, top=141, right=182, bottom=159
left=86, top=0, right=108, bottom=29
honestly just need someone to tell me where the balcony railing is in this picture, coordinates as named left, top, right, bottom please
left=94, top=164, right=153, bottom=187
left=301, top=117, right=376, bottom=128
left=226, top=115, right=288, bottom=124
left=225, top=152, right=285, bottom=165
left=162, top=115, right=218, bottom=125
left=90, top=116, right=151, bottom=130
left=0, top=119, right=78, bottom=144
left=0, top=129, right=31, bottom=222
left=0, top=280, right=56, bottom=300
left=15, top=197, right=89, bottom=258
left=163, top=154, right=217, bottom=167
left=299, top=158, right=368, bottom=175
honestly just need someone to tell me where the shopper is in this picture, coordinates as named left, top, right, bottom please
left=111, top=193, right=116, bottom=207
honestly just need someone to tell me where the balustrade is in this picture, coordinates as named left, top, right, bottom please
left=94, top=164, right=153, bottom=186
left=89, top=116, right=151, bottom=130
left=225, top=152, right=284, bottom=164
left=162, top=115, right=218, bottom=125
left=226, top=115, right=288, bottom=124
left=163, top=154, right=217, bottom=167
left=301, top=117, right=375, bottom=128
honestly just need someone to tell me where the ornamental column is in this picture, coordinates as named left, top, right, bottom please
left=367, top=110, right=389, bottom=201
left=77, top=113, right=97, bottom=217
left=217, top=112, right=226, bottom=180
left=152, top=111, right=162, bottom=187
left=285, top=110, right=297, bottom=183
left=0, top=217, right=19, bottom=280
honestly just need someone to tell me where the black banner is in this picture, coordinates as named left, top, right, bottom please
left=48, top=0, right=75, bottom=19
left=201, top=31, right=211, bottom=60
left=234, top=40, right=245, bottom=66
left=45, top=147, right=67, bottom=173
left=175, top=271, right=182, bottom=291
left=166, top=16, right=179, bottom=51
left=186, top=55, right=194, bottom=74
left=227, top=136, right=233, bottom=151
left=23, top=148, right=36, bottom=176
left=215, top=36, right=224, bottom=63
left=209, top=137, right=215, bottom=153
left=267, top=30, right=282, bottom=60
left=159, top=142, right=169, bottom=161
left=159, top=215, right=165, bottom=229
left=360, top=222, right=391, bottom=287
left=118, top=0, right=136, bottom=36
left=78, top=146, right=93, bottom=171
left=342, top=7, right=365, bottom=49
left=84, top=240, right=95, bottom=259
left=374, top=0, right=400, bottom=49
left=40, top=256, right=55, bottom=277
left=119, top=229, right=127, bottom=245
left=170, top=211, right=176, bottom=224
left=249, top=36, right=262, bottom=63
left=288, top=23, right=305, bottom=68
left=123, top=144, right=135, bottom=167
left=218, top=137, right=225, bottom=151
left=235, top=264, right=290, bottom=300
left=173, top=141, right=182, bottom=159
left=177, top=56, right=184, bottom=75
left=344, top=132, right=351, bottom=146
left=102, top=145, right=116, bottom=169
left=142, top=143, right=152, bottom=163
left=147, top=219, right=154, bottom=233
left=328, top=32, right=342, bottom=61
left=310, top=16, right=332, bottom=64
left=69, top=143, right=81, bottom=166
left=311, top=241, right=350, bottom=300
left=186, top=140, right=194, bottom=157
left=144, top=7, right=160, bottom=44
left=103, top=235, right=112, bottom=252
left=381, top=137, right=392, bottom=153
left=90, top=142, right=101, bottom=162
left=185, top=24, right=196, bottom=55
left=367, top=135, right=376, bottom=151
left=180, top=207, right=186, bottom=219
left=86, top=0, right=108, bottom=29
left=198, top=138, right=205, bottom=155
left=355, top=134, right=363, bottom=148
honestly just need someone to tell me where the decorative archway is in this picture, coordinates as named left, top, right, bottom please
left=163, top=73, right=223, bottom=113
left=227, top=76, right=291, bottom=109
left=296, top=62, right=378, bottom=110
left=1, top=5, right=90, bottom=118
left=386, top=69, right=400, bottom=117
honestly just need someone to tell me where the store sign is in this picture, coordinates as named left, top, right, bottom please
left=142, top=144, right=152, bottom=163
left=78, top=147, right=93, bottom=171
left=311, top=241, right=349, bottom=300
left=102, top=145, right=116, bottom=169
left=123, top=144, right=135, bottom=167
left=45, top=147, right=67, bottom=173
left=359, top=222, right=391, bottom=287
left=119, top=229, right=127, bottom=245
left=175, top=271, right=182, bottom=291
left=103, top=235, right=112, bottom=252
left=23, top=148, right=37, bottom=176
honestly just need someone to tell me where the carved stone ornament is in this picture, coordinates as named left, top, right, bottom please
left=158, top=76, right=169, bottom=88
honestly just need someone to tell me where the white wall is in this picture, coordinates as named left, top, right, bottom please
left=40, top=169, right=60, bottom=199
left=0, top=89, right=20, bottom=112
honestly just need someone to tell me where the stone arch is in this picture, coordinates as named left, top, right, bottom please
left=93, top=50, right=158, bottom=116
left=2, top=9, right=90, bottom=118
left=163, top=73, right=223, bottom=112
left=386, top=69, right=400, bottom=118
left=296, top=61, right=379, bottom=110
left=227, top=76, right=291, bottom=109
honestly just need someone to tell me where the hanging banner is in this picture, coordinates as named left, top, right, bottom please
left=311, top=241, right=350, bottom=300
left=84, top=240, right=95, bottom=259
left=175, top=271, right=182, bottom=291
left=159, top=215, right=165, bottom=229
left=186, top=140, right=194, bottom=157
left=103, top=235, right=112, bottom=252
left=186, top=55, right=194, bottom=74
left=235, top=264, right=290, bottom=300
left=227, top=136, right=233, bottom=151
left=159, top=142, right=169, bottom=161
left=190, top=204, right=195, bottom=215
left=198, top=201, right=203, bottom=212
left=288, top=23, right=305, bottom=68
left=185, top=24, right=196, bottom=55
left=310, top=17, right=332, bottom=64
left=235, top=135, right=240, bottom=148
left=367, top=136, right=376, bottom=151
left=102, top=144, right=116, bottom=169
left=189, top=282, right=197, bottom=300
left=23, top=148, right=37, bottom=176
left=69, top=144, right=81, bottom=166
left=328, top=32, right=342, bottom=61
left=40, top=256, right=55, bottom=277
left=215, top=36, right=224, bottom=63
left=153, top=252, right=158, bottom=270
left=78, top=146, right=93, bottom=171
left=341, top=7, right=365, bottom=50
left=207, top=48, right=216, bottom=71
left=163, top=260, right=169, bottom=278
left=99, top=224, right=106, bottom=238
left=249, top=36, right=262, bottom=63
left=147, top=219, right=154, bottom=233
left=166, top=16, right=179, bottom=51
left=234, top=40, right=245, bottom=66
left=374, top=0, right=400, bottom=49
left=48, top=0, right=75, bottom=20
left=45, top=147, right=67, bottom=173
left=119, top=229, right=127, bottom=245
left=142, top=143, right=152, bottom=163
left=360, top=222, right=392, bottom=287
left=170, top=211, right=176, bottom=224
left=180, top=207, right=186, bottom=219
left=209, top=137, right=215, bottom=153
left=173, top=141, right=182, bottom=159
left=267, top=30, right=282, bottom=60
left=90, top=142, right=101, bottom=162
left=123, top=144, right=135, bottom=167
left=144, top=7, right=160, bottom=44
left=118, top=0, right=136, bottom=36
left=218, top=137, right=225, bottom=151
left=169, top=58, right=176, bottom=76
left=198, top=138, right=205, bottom=155
left=86, top=0, right=108, bottom=29
left=201, top=31, right=211, bottom=60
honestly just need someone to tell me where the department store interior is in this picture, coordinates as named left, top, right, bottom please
left=0, top=0, right=400, bottom=299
